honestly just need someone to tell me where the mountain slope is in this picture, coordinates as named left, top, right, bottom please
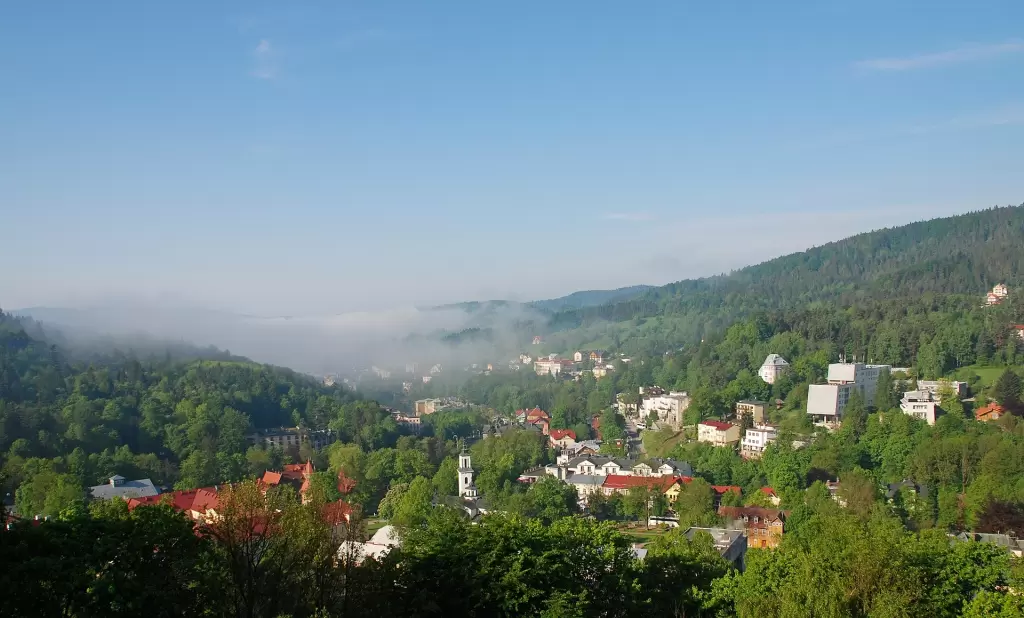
left=544, top=204, right=1024, bottom=349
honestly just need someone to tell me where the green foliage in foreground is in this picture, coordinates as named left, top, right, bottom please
left=1, top=489, right=1020, bottom=618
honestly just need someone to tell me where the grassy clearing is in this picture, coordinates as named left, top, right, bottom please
left=365, top=518, right=387, bottom=536
left=952, top=365, right=1013, bottom=388
left=616, top=524, right=674, bottom=543
left=642, top=428, right=687, bottom=458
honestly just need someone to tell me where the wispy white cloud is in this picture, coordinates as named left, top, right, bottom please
left=854, top=40, right=1024, bottom=71
left=250, top=39, right=278, bottom=79
left=601, top=212, right=655, bottom=222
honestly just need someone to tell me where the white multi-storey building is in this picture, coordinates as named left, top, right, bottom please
left=640, top=392, right=690, bottom=429
left=740, top=425, right=778, bottom=459
left=807, top=362, right=891, bottom=422
left=900, top=390, right=940, bottom=425
left=697, top=420, right=740, bottom=447
left=758, top=354, right=790, bottom=384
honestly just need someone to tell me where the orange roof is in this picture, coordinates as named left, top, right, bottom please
left=261, top=471, right=284, bottom=486
left=711, top=485, right=742, bottom=495
left=191, top=488, right=220, bottom=513
left=759, top=487, right=778, bottom=497
left=975, top=403, right=1005, bottom=420
left=550, top=429, right=577, bottom=441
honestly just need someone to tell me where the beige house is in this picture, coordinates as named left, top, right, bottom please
left=735, top=400, right=768, bottom=424
left=697, top=420, right=740, bottom=447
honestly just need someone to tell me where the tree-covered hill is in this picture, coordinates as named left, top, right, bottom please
left=0, top=310, right=393, bottom=516
left=543, top=204, right=1024, bottom=352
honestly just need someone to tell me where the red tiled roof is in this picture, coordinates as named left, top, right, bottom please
left=700, top=420, right=735, bottom=431
left=760, top=487, right=778, bottom=497
left=550, top=429, right=576, bottom=441
left=603, top=475, right=686, bottom=491
left=975, top=403, right=1005, bottom=420
left=711, top=485, right=742, bottom=495
left=261, top=471, right=284, bottom=486
left=191, top=488, right=220, bottom=513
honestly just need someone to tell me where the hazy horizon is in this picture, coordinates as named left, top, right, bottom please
left=3, top=2, right=1024, bottom=317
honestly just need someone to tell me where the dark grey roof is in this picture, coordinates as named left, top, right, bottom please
left=566, top=474, right=606, bottom=486
left=89, top=478, right=159, bottom=501
left=886, top=479, right=929, bottom=500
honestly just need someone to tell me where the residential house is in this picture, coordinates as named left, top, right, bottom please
left=247, top=428, right=301, bottom=450
left=825, top=480, right=846, bottom=507
left=422, top=375, right=432, bottom=383
left=653, top=459, right=694, bottom=477
left=758, top=354, right=790, bottom=384
left=684, top=528, right=747, bottom=571
left=640, top=392, right=691, bottom=429
left=951, top=532, right=1024, bottom=558
left=1014, top=324, right=1024, bottom=341
left=556, top=439, right=602, bottom=464
left=711, top=485, right=743, bottom=507
left=126, top=486, right=223, bottom=525
left=592, top=364, right=614, bottom=379
left=415, top=399, right=439, bottom=416
left=534, top=358, right=573, bottom=377
left=697, top=420, right=740, bottom=447
left=601, top=474, right=683, bottom=497
left=740, top=425, right=778, bottom=459
left=549, top=429, right=577, bottom=448
left=337, top=525, right=402, bottom=565
left=718, top=506, right=787, bottom=549
left=886, top=479, right=928, bottom=502
left=975, top=403, right=1005, bottom=422
left=758, top=487, right=782, bottom=506
left=986, top=284, right=1009, bottom=306
left=261, top=460, right=316, bottom=504
left=517, top=467, right=547, bottom=484
left=573, top=351, right=586, bottom=363
left=88, top=475, right=160, bottom=501
left=392, top=413, right=422, bottom=433
left=807, top=362, right=892, bottom=423
left=567, top=474, right=606, bottom=500
left=735, top=400, right=768, bottom=424
left=532, top=336, right=543, bottom=345
left=900, top=390, right=940, bottom=425
left=589, top=350, right=607, bottom=363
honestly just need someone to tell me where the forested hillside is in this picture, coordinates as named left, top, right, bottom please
left=0, top=310, right=392, bottom=516
left=542, top=205, right=1024, bottom=353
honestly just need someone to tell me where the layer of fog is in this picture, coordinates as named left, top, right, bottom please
left=15, top=300, right=547, bottom=377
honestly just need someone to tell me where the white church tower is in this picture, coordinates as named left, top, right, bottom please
left=458, top=448, right=477, bottom=498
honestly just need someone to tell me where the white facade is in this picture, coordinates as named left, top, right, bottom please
left=916, top=380, right=967, bottom=397
left=807, top=362, right=891, bottom=421
left=458, top=451, right=477, bottom=498
left=900, top=390, right=939, bottom=425
left=697, top=421, right=740, bottom=446
left=740, top=425, right=778, bottom=457
left=758, top=354, right=790, bottom=384
left=640, top=392, right=690, bottom=429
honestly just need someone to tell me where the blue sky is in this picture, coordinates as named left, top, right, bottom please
left=2, top=1, right=1023, bottom=316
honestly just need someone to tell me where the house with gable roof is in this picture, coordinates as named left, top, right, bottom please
left=698, top=420, right=740, bottom=447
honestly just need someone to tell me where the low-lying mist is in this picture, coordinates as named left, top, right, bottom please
left=14, top=300, right=549, bottom=377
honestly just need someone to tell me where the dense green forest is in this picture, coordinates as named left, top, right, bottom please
left=530, top=205, right=1024, bottom=355
left=0, top=310, right=401, bottom=515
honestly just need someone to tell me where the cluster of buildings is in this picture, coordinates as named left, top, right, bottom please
left=85, top=460, right=349, bottom=526
left=247, top=427, right=333, bottom=452
left=985, top=283, right=1009, bottom=306
left=638, top=388, right=691, bottom=429
left=532, top=351, right=617, bottom=379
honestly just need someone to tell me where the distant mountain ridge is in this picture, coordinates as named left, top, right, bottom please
left=547, top=204, right=1024, bottom=335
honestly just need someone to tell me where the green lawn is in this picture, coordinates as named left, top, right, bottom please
left=642, top=428, right=687, bottom=458
left=616, top=524, right=673, bottom=543
left=365, top=518, right=388, bottom=537
left=952, top=365, right=1013, bottom=388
